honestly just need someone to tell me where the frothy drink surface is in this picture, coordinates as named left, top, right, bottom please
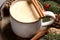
left=10, top=1, right=40, bottom=23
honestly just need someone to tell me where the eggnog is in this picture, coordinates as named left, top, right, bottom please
left=10, top=1, right=40, bottom=23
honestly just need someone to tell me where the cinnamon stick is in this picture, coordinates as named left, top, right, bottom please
left=32, top=0, right=45, bottom=18
left=31, top=30, right=47, bottom=40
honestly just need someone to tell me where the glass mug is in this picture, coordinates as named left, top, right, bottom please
left=10, top=0, right=55, bottom=38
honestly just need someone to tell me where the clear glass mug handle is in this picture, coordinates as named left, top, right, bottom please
left=41, top=11, right=56, bottom=27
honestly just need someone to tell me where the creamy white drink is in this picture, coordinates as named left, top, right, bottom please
left=10, top=1, right=39, bottom=23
